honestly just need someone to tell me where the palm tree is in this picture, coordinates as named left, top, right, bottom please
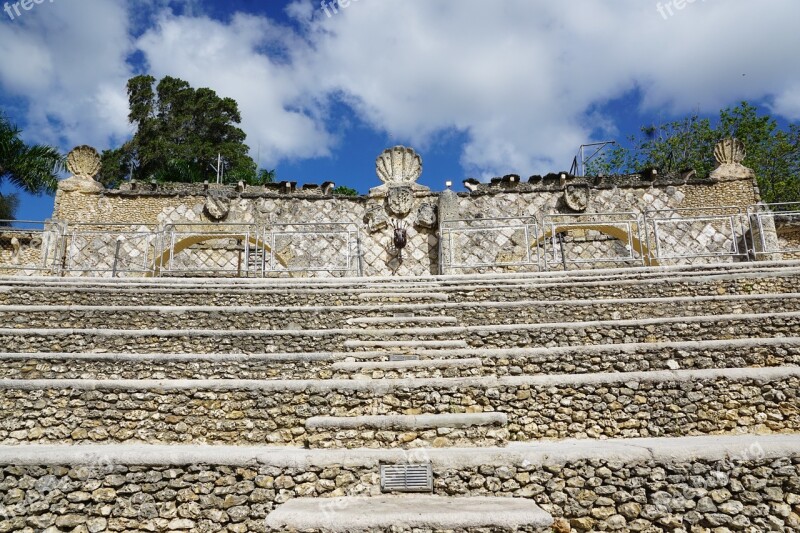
left=0, top=114, right=64, bottom=220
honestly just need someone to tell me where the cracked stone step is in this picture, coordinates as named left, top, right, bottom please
left=265, top=495, right=553, bottom=533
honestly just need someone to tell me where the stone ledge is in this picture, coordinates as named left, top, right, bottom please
left=265, top=495, right=553, bottom=532
left=4, top=308, right=797, bottom=339
left=2, top=290, right=800, bottom=314
left=1, top=259, right=799, bottom=289
left=332, top=358, right=483, bottom=372
left=2, top=365, right=798, bottom=392
left=0, top=434, right=797, bottom=468
left=3, top=335, right=799, bottom=364
left=415, top=336, right=800, bottom=359
left=306, top=413, right=507, bottom=431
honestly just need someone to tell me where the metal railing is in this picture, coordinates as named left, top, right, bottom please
left=748, top=202, right=800, bottom=258
left=59, top=223, right=160, bottom=277
left=542, top=212, right=645, bottom=270
left=157, top=223, right=262, bottom=277
left=4, top=203, right=800, bottom=278
left=439, top=217, right=541, bottom=274
left=0, top=220, right=63, bottom=274
left=644, top=207, right=750, bottom=264
left=261, top=222, right=362, bottom=277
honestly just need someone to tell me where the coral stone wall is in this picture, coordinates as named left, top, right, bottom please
left=0, top=455, right=796, bottom=532
left=49, top=173, right=761, bottom=277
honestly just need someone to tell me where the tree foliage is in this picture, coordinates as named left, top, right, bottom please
left=332, top=185, right=359, bottom=196
left=99, top=75, right=268, bottom=187
left=588, top=102, right=800, bottom=204
left=0, top=114, right=64, bottom=220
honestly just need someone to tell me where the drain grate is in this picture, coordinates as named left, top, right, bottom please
left=388, top=354, right=420, bottom=362
left=380, top=464, right=433, bottom=493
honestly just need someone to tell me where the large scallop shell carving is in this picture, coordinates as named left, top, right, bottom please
left=66, top=145, right=102, bottom=179
left=376, top=146, right=423, bottom=185
left=714, top=138, right=746, bottom=165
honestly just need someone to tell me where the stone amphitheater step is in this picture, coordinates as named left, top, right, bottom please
left=3, top=259, right=799, bottom=291
left=0, top=352, right=487, bottom=380
left=3, top=310, right=797, bottom=353
left=5, top=292, right=800, bottom=330
left=264, top=495, right=553, bottom=532
left=343, top=339, right=469, bottom=352
left=357, top=292, right=451, bottom=303
left=331, top=358, right=484, bottom=380
left=418, top=337, right=800, bottom=376
left=346, top=315, right=459, bottom=327
left=0, top=433, right=796, bottom=532
left=2, top=366, right=797, bottom=445
left=3, top=262, right=800, bottom=306
left=305, top=412, right=508, bottom=448
left=3, top=336, right=798, bottom=380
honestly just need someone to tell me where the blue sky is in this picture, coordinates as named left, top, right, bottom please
left=1, top=0, right=799, bottom=221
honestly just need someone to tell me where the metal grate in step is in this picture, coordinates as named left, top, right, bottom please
left=388, top=354, right=420, bottom=362
left=380, top=464, right=433, bottom=493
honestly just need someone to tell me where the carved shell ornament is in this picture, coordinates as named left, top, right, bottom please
left=714, top=138, right=746, bottom=165
left=376, top=146, right=423, bottom=185
left=66, top=145, right=102, bottom=179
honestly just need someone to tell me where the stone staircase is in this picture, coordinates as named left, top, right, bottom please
left=0, top=262, right=799, bottom=531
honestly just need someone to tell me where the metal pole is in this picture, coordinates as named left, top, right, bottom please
left=112, top=236, right=125, bottom=278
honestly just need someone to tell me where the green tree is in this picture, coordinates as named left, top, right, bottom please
left=0, top=114, right=64, bottom=220
left=588, top=102, right=800, bottom=204
left=99, top=75, right=267, bottom=186
left=332, top=185, right=358, bottom=196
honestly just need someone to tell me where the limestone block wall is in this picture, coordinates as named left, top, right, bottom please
left=53, top=186, right=440, bottom=277
left=0, top=447, right=797, bottom=532
left=1, top=338, right=799, bottom=381
left=444, top=176, right=760, bottom=272
left=1, top=373, right=798, bottom=445
left=21, top=135, right=770, bottom=280
left=0, top=228, right=60, bottom=275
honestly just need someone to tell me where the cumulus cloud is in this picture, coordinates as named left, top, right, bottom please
left=136, top=11, right=333, bottom=166
left=771, top=86, right=800, bottom=121
left=0, top=0, right=134, bottom=148
left=290, top=0, right=800, bottom=174
left=3, top=0, right=800, bottom=177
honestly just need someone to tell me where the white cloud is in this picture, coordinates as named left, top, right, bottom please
left=136, top=11, right=333, bottom=166
left=289, top=0, right=800, bottom=174
left=0, top=0, right=134, bottom=148
left=771, top=86, right=800, bottom=121
left=2, top=0, right=800, bottom=177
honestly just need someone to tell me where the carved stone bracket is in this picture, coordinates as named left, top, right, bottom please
left=564, top=184, right=590, bottom=213
left=387, top=186, right=414, bottom=218
left=364, top=205, right=390, bottom=234
left=204, top=195, right=231, bottom=221
left=415, top=203, right=438, bottom=229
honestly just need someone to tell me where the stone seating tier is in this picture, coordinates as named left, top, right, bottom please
left=1, top=262, right=799, bottom=531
